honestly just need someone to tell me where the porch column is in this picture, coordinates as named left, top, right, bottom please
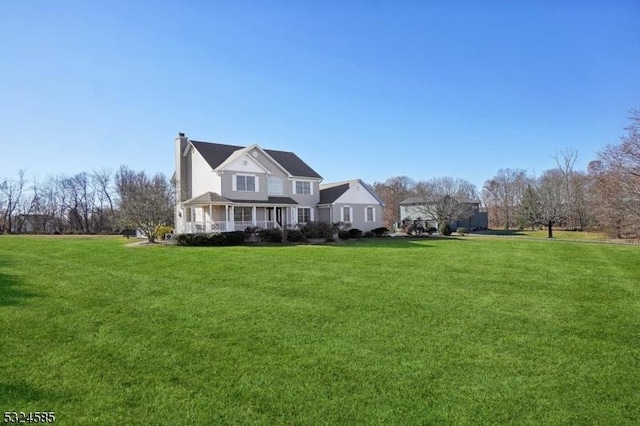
left=230, top=205, right=234, bottom=231
left=252, top=206, right=257, bottom=226
left=209, top=205, right=213, bottom=231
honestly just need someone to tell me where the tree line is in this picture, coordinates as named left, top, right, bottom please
left=0, top=166, right=173, bottom=242
left=3, top=110, right=638, bottom=240
left=374, top=110, right=640, bottom=239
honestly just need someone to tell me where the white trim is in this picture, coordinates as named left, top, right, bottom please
left=267, top=176, right=283, bottom=195
left=341, top=205, right=353, bottom=222
left=216, top=149, right=270, bottom=174
left=293, top=179, right=313, bottom=195
left=297, top=206, right=312, bottom=223
left=365, top=205, right=375, bottom=222
left=234, top=173, right=258, bottom=192
left=247, top=145, right=292, bottom=177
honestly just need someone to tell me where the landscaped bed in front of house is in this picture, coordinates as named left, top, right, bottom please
left=1, top=236, right=638, bottom=424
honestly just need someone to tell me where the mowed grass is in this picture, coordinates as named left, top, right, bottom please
left=1, top=236, right=639, bottom=425
left=476, top=229, right=610, bottom=240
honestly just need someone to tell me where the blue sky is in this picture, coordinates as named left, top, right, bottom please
left=2, top=1, right=639, bottom=190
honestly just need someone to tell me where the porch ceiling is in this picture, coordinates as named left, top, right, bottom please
left=227, top=197, right=298, bottom=206
left=182, top=192, right=230, bottom=206
left=182, top=193, right=298, bottom=206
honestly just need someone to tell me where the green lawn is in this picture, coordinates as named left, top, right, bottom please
left=1, top=236, right=639, bottom=425
left=474, top=229, right=610, bottom=240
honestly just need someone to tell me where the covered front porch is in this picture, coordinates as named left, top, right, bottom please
left=179, top=192, right=297, bottom=234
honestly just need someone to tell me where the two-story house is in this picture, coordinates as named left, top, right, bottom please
left=174, top=133, right=383, bottom=234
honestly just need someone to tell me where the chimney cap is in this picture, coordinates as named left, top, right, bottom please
left=178, top=132, right=185, bottom=137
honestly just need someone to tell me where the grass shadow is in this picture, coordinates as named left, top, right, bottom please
left=171, top=235, right=470, bottom=249
left=0, top=381, right=63, bottom=407
left=0, top=258, right=36, bottom=306
left=308, top=236, right=470, bottom=249
left=474, top=229, right=528, bottom=236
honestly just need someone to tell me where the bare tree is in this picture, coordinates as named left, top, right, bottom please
left=482, top=169, right=528, bottom=229
left=587, top=160, right=626, bottom=237
left=59, top=173, right=95, bottom=233
left=553, top=149, right=588, bottom=230
left=595, top=110, right=640, bottom=237
left=373, top=176, right=415, bottom=228
left=538, top=169, right=568, bottom=238
left=91, top=169, right=116, bottom=233
left=115, top=166, right=174, bottom=243
left=0, top=170, right=26, bottom=233
left=412, top=177, right=479, bottom=229
left=0, top=178, right=6, bottom=232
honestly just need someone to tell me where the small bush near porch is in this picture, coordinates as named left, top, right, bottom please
left=1, top=236, right=639, bottom=424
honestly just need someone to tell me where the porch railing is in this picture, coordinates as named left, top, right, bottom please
left=184, top=220, right=281, bottom=234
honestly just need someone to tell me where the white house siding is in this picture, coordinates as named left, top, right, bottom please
left=190, top=148, right=221, bottom=198
left=332, top=203, right=381, bottom=232
left=249, top=148, right=289, bottom=179
left=290, top=180, right=320, bottom=207
left=333, top=182, right=378, bottom=205
left=219, top=172, right=268, bottom=201
left=328, top=182, right=384, bottom=232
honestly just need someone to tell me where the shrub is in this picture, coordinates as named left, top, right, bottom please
left=348, top=228, right=363, bottom=239
left=244, top=226, right=260, bottom=242
left=175, top=231, right=246, bottom=246
left=225, top=231, right=247, bottom=245
left=371, top=227, right=389, bottom=237
left=439, top=223, right=452, bottom=236
left=258, top=228, right=283, bottom=243
left=286, top=229, right=305, bottom=243
left=156, top=225, right=173, bottom=240
left=456, top=227, right=468, bottom=236
left=333, top=221, right=351, bottom=231
left=364, top=231, right=375, bottom=238
left=338, top=230, right=350, bottom=240
left=302, top=221, right=333, bottom=239
left=426, top=226, right=437, bottom=235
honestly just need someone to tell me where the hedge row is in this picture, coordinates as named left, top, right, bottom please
left=175, top=231, right=246, bottom=246
left=176, top=225, right=387, bottom=246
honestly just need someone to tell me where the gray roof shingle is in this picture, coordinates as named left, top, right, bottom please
left=319, top=183, right=350, bottom=204
left=190, top=140, right=322, bottom=179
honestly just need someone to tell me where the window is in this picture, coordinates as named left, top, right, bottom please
left=267, top=176, right=283, bottom=195
left=297, top=207, right=311, bottom=223
left=295, top=180, right=311, bottom=195
left=234, top=207, right=252, bottom=222
left=366, top=206, right=375, bottom=222
left=342, top=206, right=351, bottom=222
left=235, top=175, right=256, bottom=192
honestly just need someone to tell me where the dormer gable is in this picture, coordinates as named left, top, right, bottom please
left=319, top=179, right=384, bottom=205
left=188, top=140, right=322, bottom=179
left=219, top=150, right=270, bottom=174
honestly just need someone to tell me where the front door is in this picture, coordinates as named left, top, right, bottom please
left=267, top=208, right=284, bottom=227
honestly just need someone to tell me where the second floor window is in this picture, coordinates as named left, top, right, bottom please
left=268, top=177, right=283, bottom=195
left=295, top=180, right=311, bottom=195
left=236, top=175, right=256, bottom=192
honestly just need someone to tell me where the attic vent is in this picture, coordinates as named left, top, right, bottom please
left=252, top=151, right=258, bottom=158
